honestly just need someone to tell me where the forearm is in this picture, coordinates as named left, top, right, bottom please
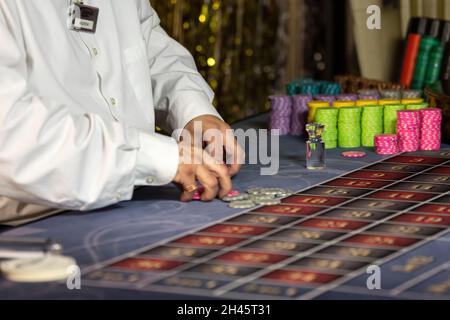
left=139, top=1, right=222, bottom=137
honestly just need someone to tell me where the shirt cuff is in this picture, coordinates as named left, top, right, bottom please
left=135, top=131, right=179, bottom=186
left=168, top=91, right=223, bottom=141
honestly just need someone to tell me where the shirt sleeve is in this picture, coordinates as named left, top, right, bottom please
left=138, top=1, right=223, bottom=140
left=0, top=8, right=178, bottom=213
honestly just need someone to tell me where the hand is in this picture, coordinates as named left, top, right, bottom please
left=183, top=115, right=245, bottom=176
left=173, top=140, right=232, bottom=202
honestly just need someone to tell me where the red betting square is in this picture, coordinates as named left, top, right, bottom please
left=200, top=224, right=273, bottom=237
left=324, top=179, right=391, bottom=189
left=111, top=257, right=184, bottom=272
left=392, top=214, right=450, bottom=227
left=263, top=269, right=340, bottom=285
left=366, top=191, right=435, bottom=202
left=297, top=218, right=369, bottom=231
left=253, top=205, right=324, bottom=216
left=429, top=167, right=450, bottom=175
left=385, top=156, right=447, bottom=166
left=283, top=195, right=348, bottom=207
left=216, top=251, right=289, bottom=265
left=345, top=171, right=411, bottom=181
left=413, top=204, right=450, bottom=215
left=344, top=234, right=419, bottom=248
left=174, top=235, right=245, bottom=248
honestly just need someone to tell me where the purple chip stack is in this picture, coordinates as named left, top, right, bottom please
left=314, top=95, right=336, bottom=104
left=336, top=94, right=358, bottom=102
left=269, top=95, right=292, bottom=136
left=291, top=95, right=312, bottom=136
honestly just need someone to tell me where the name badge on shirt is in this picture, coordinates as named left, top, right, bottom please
left=67, top=2, right=99, bottom=33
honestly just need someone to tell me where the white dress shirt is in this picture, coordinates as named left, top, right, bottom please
left=0, top=0, right=221, bottom=219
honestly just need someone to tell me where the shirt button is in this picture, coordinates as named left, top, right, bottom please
left=115, top=193, right=122, bottom=201
left=110, top=97, right=118, bottom=106
left=92, top=47, right=98, bottom=56
left=146, top=177, right=155, bottom=184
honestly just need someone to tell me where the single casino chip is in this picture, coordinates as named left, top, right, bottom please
left=227, top=190, right=241, bottom=197
left=193, top=187, right=242, bottom=201
left=0, top=254, right=77, bottom=283
left=342, top=151, right=367, bottom=158
left=192, top=192, right=202, bottom=201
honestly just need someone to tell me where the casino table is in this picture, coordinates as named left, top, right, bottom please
left=1, top=114, right=450, bottom=300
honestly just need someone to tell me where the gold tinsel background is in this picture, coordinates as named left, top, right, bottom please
left=150, top=0, right=286, bottom=123
left=150, top=1, right=353, bottom=123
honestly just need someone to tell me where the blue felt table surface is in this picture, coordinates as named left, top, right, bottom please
left=0, top=115, right=447, bottom=299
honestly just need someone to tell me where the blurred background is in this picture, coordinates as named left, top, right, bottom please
left=150, top=0, right=450, bottom=123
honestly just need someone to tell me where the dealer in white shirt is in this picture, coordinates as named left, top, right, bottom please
left=0, top=0, right=244, bottom=225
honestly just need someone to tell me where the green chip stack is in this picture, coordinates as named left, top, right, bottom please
left=361, top=105, right=384, bottom=147
left=338, top=107, right=362, bottom=148
left=424, top=44, right=444, bottom=87
left=316, top=108, right=339, bottom=149
left=384, top=104, right=406, bottom=134
left=406, top=103, right=429, bottom=111
left=412, top=36, right=440, bottom=90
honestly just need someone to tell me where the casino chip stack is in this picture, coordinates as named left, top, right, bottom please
left=336, top=94, right=358, bottom=102
left=223, top=188, right=294, bottom=209
left=269, top=96, right=292, bottom=136
left=424, top=43, right=444, bottom=87
left=319, top=82, right=342, bottom=95
left=286, top=83, right=300, bottom=96
left=361, top=106, right=384, bottom=147
left=286, top=79, right=341, bottom=96
left=412, top=36, right=440, bottom=90
left=406, top=103, right=429, bottom=111
left=380, top=89, right=402, bottom=100
left=357, top=100, right=377, bottom=107
left=291, top=95, right=312, bottom=136
left=420, top=108, right=443, bottom=151
left=384, top=104, right=406, bottom=134
left=403, top=99, right=425, bottom=106
left=315, top=108, right=339, bottom=149
left=314, top=95, right=336, bottom=104
left=358, top=89, right=380, bottom=101
left=397, top=110, right=421, bottom=152
left=300, top=83, right=320, bottom=96
left=338, top=107, right=362, bottom=148
left=307, top=101, right=330, bottom=123
left=379, top=99, right=401, bottom=106
left=402, top=89, right=422, bottom=99
left=334, top=101, right=356, bottom=108
left=374, top=134, right=399, bottom=155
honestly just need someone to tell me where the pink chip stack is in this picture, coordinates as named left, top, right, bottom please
left=375, top=134, right=399, bottom=155
left=397, top=110, right=421, bottom=152
left=420, top=108, right=442, bottom=151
